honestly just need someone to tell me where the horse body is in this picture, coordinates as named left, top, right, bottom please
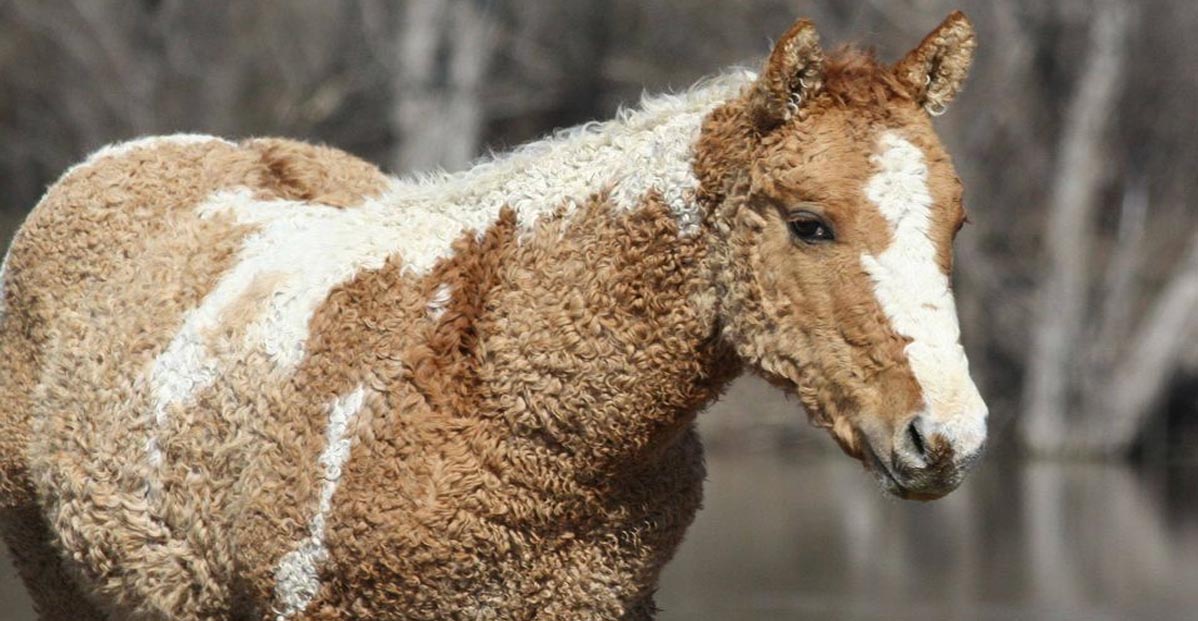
left=2, top=13, right=988, bottom=621
left=0, top=73, right=744, bottom=619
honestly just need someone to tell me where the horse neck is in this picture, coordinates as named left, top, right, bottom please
left=448, top=77, right=752, bottom=476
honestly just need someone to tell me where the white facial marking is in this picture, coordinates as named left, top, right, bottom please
left=272, top=385, right=366, bottom=620
left=860, top=132, right=987, bottom=456
left=427, top=284, right=453, bottom=321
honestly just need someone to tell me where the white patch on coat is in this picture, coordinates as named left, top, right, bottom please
left=427, top=283, right=453, bottom=321
left=145, top=188, right=418, bottom=470
left=272, top=385, right=367, bottom=620
left=65, top=134, right=235, bottom=179
left=859, top=132, right=987, bottom=456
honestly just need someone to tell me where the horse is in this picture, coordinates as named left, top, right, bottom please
left=0, top=12, right=986, bottom=621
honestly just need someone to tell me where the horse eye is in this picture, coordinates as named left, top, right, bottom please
left=788, top=214, right=835, bottom=243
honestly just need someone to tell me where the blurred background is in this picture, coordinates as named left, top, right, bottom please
left=1, top=0, right=1197, bottom=619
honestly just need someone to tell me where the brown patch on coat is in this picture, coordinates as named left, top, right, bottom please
left=203, top=270, right=288, bottom=345
left=244, top=138, right=392, bottom=207
left=3, top=136, right=262, bottom=620
left=227, top=195, right=523, bottom=616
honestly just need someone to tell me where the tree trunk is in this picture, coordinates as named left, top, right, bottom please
left=1083, top=231, right=1198, bottom=453
left=391, top=0, right=495, bottom=174
left=1020, top=0, right=1131, bottom=455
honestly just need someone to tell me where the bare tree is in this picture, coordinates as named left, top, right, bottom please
left=1019, top=0, right=1198, bottom=456
left=391, top=0, right=496, bottom=174
left=1021, top=0, right=1133, bottom=454
left=1082, top=232, right=1198, bottom=452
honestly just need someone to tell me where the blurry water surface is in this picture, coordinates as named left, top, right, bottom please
left=657, top=450, right=1198, bottom=621
left=3, top=447, right=1196, bottom=620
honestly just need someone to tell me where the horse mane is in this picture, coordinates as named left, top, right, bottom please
left=821, top=46, right=914, bottom=109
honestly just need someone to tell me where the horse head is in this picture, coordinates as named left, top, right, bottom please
left=701, top=12, right=986, bottom=499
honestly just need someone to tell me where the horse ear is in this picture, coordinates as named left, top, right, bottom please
left=748, top=19, right=825, bottom=131
left=894, top=11, right=977, bottom=116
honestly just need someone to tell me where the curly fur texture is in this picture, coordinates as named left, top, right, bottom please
left=0, top=12, right=985, bottom=621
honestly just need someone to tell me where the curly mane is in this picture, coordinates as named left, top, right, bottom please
left=822, top=46, right=914, bottom=108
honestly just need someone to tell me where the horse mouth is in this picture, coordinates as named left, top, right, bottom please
left=862, top=440, right=957, bottom=501
left=862, top=442, right=913, bottom=499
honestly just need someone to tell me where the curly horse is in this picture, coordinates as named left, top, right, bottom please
left=0, top=12, right=985, bottom=621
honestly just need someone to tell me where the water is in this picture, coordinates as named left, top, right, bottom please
left=3, top=454, right=1197, bottom=620
left=657, top=451, right=1198, bottom=621
left=0, top=552, right=31, bottom=618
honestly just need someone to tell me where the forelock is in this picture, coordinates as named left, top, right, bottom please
left=821, top=47, right=914, bottom=110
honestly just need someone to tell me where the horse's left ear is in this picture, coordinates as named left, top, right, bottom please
left=748, top=18, right=825, bottom=131
left=894, top=11, right=977, bottom=116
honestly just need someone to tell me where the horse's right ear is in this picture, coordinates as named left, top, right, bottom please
left=748, top=19, right=825, bottom=131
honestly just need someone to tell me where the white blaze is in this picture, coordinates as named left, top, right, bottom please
left=272, top=385, right=367, bottom=619
left=860, top=132, right=987, bottom=456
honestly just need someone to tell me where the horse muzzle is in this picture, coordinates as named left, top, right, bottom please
left=861, top=410, right=987, bottom=500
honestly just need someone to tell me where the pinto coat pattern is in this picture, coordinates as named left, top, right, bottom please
left=0, top=13, right=985, bottom=621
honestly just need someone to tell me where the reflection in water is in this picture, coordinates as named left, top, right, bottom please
left=1, top=454, right=1196, bottom=620
left=657, top=450, right=1198, bottom=621
left=0, top=548, right=33, bottom=619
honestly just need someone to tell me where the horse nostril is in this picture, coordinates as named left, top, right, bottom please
left=907, top=419, right=928, bottom=460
